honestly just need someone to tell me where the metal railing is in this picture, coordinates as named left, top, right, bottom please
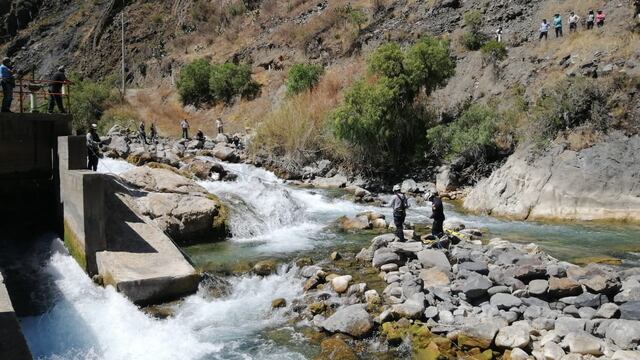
left=2, top=78, right=72, bottom=114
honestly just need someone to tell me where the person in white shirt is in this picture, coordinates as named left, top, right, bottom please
left=180, top=119, right=189, bottom=139
left=539, top=19, right=550, bottom=40
left=569, top=12, right=580, bottom=32
left=216, top=118, right=224, bottom=134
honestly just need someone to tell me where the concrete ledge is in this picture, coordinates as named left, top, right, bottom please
left=0, top=272, right=32, bottom=360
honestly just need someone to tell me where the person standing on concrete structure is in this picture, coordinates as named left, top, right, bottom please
left=0, top=57, right=15, bottom=113
left=427, top=191, right=445, bottom=238
left=216, top=117, right=224, bottom=134
left=553, top=14, right=563, bottom=37
left=568, top=12, right=580, bottom=33
left=180, top=118, right=189, bottom=139
left=390, top=185, right=409, bottom=242
left=87, top=124, right=102, bottom=171
left=48, top=66, right=67, bottom=113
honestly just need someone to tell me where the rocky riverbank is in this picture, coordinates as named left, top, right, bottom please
left=272, top=226, right=640, bottom=360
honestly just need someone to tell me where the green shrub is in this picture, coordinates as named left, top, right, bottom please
left=209, top=62, right=260, bottom=103
left=69, top=75, right=119, bottom=133
left=530, top=77, right=609, bottom=143
left=481, top=40, right=508, bottom=62
left=177, top=59, right=214, bottom=106
left=178, top=59, right=260, bottom=106
left=331, top=36, right=455, bottom=168
left=461, top=10, right=488, bottom=51
left=286, top=63, right=325, bottom=95
left=426, top=104, right=499, bottom=160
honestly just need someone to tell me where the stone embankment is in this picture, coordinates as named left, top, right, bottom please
left=464, top=134, right=640, bottom=223
left=287, top=226, right=640, bottom=359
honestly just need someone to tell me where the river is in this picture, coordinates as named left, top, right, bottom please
left=18, top=158, right=640, bottom=359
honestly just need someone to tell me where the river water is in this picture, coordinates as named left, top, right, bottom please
left=19, top=158, right=640, bottom=359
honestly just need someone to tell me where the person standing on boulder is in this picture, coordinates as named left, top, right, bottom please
left=150, top=121, right=157, bottom=144
left=216, top=117, right=224, bottom=135
left=138, top=121, right=149, bottom=145
left=86, top=123, right=102, bottom=171
left=390, top=185, right=409, bottom=242
left=48, top=66, right=67, bottom=113
left=180, top=118, right=189, bottom=139
left=427, top=191, right=445, bottom=238
left=0, top=57, right=15, bottom=113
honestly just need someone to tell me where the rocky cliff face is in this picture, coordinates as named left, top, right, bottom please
left=464, top=134, right=640, bottom=222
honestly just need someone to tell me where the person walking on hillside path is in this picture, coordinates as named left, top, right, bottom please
left=181, top=118, right=189, bottom=139
left=48, top=66, right=67, bottom=113
left=596, top=10, right=606, bottom=27
left=87, top=124, right=102, bottom=171
left=390, top=185, right=409, bottom=242
left=1, top=57, right=15, bottom=113
left=553, top=14, right=563, bottom=37
left=216, top=117, right=224, bottom=135
left=587, top=10, right=595, bottom=29
left=569, top=12, right=580, bottom=33
left=495, top=26, right=503, bottom=42
left=427, top=191, right=445, bottom=238
left=539, top=19, right=550, bottom=40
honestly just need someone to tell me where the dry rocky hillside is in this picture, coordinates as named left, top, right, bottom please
left=2, top=0, right=640, bottom=222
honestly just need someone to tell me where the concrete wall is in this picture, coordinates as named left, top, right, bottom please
left=0, top=272, right=32, bottom=360
left=58, top=136, right=200, bottom=303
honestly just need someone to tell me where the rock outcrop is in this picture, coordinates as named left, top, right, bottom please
left=464, top=134, right=640, bottom=222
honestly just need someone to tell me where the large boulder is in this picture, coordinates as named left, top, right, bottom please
left=495, top=324, right=531, bottom=349
left=463, top=136, right=640, bottom=222
left=213, top=144, right=239, bottom=162
left=417, top=249, right=451, bottom=271
left=561, top=331, right=603, bottom=355
left=372, top=248, right=400, bottom=268
left=462, top=275, right=493, bottom=299
left=490, top=293, right=523, bottom=310
left=605, top=319, right=640, bottom=349
left=121, top=166, right=207, bottom=194
left=320, top=304, right=374, bottom=338
left=337, top=216, right=371, bottom=231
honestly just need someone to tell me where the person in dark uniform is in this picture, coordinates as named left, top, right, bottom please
left=427, top=191, right=445, bottom=238
left=48, top=66, right=67, bottom=113
left=138, top=121, right=149, bottom=145
left=149, top=121, right=157, bottom=143
left=86, top=123, right=102, bottom=171
left=390, top=185, right=409, bottom=242
left=196, top=129, right=205, bottom=142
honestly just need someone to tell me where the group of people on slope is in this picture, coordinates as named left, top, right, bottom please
left=0, top=57, right=68, bottom=113
left=179, top=117, right=224, bottom=140
left=539, top=10, right=605, bottom=40
left=390, top=186, right=446, bottom=244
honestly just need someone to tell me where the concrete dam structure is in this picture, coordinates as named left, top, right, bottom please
left=0, top=113, right=201, bottom=360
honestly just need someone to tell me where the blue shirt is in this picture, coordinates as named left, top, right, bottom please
left=0, top=64, right=13, bottom=79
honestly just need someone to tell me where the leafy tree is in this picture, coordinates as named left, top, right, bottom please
left=177, top=59, right=213, bottom=106
left=209, top=62, right=257, bottom=103
left=368, top=42, right=405, bottom=78
left=405, top=37, right=456, bottom=96
left=481, top=40, right=508, bottom=63
left=286, top=63, right=324, bottom=95
left=69, top=74, right=119, bottom=133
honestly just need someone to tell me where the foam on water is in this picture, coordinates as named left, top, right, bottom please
left=96, top=158, right=135, bottom=175
left=21, top=240, right=306, bottom=360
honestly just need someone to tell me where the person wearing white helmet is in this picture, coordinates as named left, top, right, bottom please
left=426, top=191, right=445, bottom=238
left=86, top=123, right=102, bottom=171
left=390, top=184, right=409, bottom=242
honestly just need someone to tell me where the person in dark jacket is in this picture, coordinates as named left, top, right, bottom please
left=390, top=185, right=409, bottom=242
left=427, top=191, right=445, bottom=238
left=48, top=66, right=67, bottom=113
left=138, top=121, right=149, bottom=145
left=149, top=121, right=157, bottom=143
left=86, top=123, right=102, bottom=171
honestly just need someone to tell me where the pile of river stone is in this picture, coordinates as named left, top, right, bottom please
left=296, top=229, right=640, bottom=359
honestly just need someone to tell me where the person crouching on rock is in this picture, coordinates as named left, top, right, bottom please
left=86, top=123, right=102, bottom=171
left=390, top=185, right=409, bottom=242
left=196, top=129, right=205, bottom=142
left=427, top=191, right=445, bottom=238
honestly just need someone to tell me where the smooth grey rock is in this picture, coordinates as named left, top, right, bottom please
left=490, top=293, right=523, bottom=310
left=320, top=304, right=373, bottom=338
left=555, top=317, right=586, bottom=336
left=389, top=241, right=423, bottom=255
left=543, top=341, right=565, bottom=360
left=620, top=301, right=640, bottom=320
left=463, top=275, right=493, bottom=299
left=372, top=248, right=400, bottom=268
left=561, top=331, right=603, bottom=355
left=529, top=279, right=549, bottom=296
left=419, top=267, right=451, bottom=288
left=532, top=317, right=555, bottom=331
left=391, top=294, right=426, bottom=320
left=578, top=307, right=597, bottom=320
left=495, top=324, right=531, bottom=349
left=380, top=263, right=398, bottom=272
left=595, top=303, right=619, bottom=319
left=615, top=286, right=640, bottom=303
left=573, top=292, right=608, bottom=308
left=509, top=348, right=529, bottom=360
left=438, top=310, right=455, bottom=324
left=612, top=350, right=640, bottom=360
left=417, top=249, right=451, bottom=271
left=488, top=285, right=511, bottom=295
left=605, top=319, right=640, bottom=349
left=424, top=306, right=439, bottom=319
left=563, top=305, right=580, bottom=317
left=458, top=261, right=489, bottom=275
